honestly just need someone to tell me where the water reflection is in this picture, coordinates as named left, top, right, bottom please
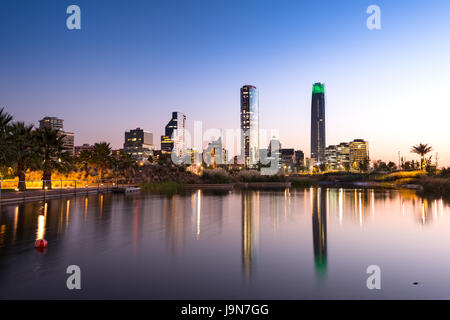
left=312, top=188, right=327, bottom=279
left=241, top=192, right=260, bottom=283
left=0, top=189, right=449, bottom=299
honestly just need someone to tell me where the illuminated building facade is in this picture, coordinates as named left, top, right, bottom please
left=240, top=85, right=259, bottom=168
left=39, top=116, right=63, bottom=130
left=336, top=142, right=350, bottom=171
left=310, top=83, right=326, bottom=163
left=349, top=139, right=369, bottom=171
left=325, top=145, right=337, bottom=170
left=124, top=127, right=154, bottom=161
left=161, top=112, right=186, bottom=157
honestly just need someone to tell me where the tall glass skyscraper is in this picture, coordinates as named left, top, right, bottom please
left=161, top=111, right=186, bottom=157
left=240, top=85, right=259, bottom=167
left=310, top=83, right=326, bottom=163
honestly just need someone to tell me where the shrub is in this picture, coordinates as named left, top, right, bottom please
left=201, top=168, right=233, bottom=184
left=237, top=170, right=286, bottom=182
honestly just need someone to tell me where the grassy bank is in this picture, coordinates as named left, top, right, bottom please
left=417, top=177, right=450, bottom=198
left=139, top=182, right=186, bottom=194
left=290, top=178, right=319, bottom=188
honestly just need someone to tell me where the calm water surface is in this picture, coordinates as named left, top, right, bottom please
left=0, top=188, right=449, bottom=299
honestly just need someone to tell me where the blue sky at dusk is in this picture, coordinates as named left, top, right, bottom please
left=1, top=0, right=449, bottom=165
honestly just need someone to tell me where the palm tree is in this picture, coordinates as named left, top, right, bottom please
left=115, top=153, right=138, bottom=183
left=410, top=143, right=433, bottom=171
left=6, top=122, right=38, bottom=191
left=90, top=142, right=112, bottom=181
left=77, top=149, right=92, bottom=179
left=35, top=127, right=72, bottom=189
left=0, top=108, right=13, bottom=167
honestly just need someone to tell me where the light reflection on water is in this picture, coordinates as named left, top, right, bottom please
left=0, top=188, right=449, bottom=299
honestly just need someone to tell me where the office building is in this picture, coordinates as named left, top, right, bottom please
left=336, top=142, right=350, bottom=171
left=240, top=85, right=259, bottom=167
left=39, top=116, right=74, bottom=155
left=281, top=149, right=295, bottom=167
left=310, top=83, right=326, bottom=164
left=124, top=127, right=154, bottom=162
left=295, top=150, right=304, bottom=165
left=161, top=112, right=186, bottom=158
left=350, top=139, right=369, bottom=171
left=325, top=145, right=337, bottom=170
left=39, top=117, right=63, bottom=130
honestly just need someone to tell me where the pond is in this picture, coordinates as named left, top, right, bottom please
left=0, top=188, right=449, bottom=299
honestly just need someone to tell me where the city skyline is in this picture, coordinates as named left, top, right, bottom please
left=1, top=0, right=449, bottom=166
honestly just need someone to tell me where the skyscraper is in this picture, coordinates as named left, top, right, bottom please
left=161, top=112, right=186, bottom=157
left=240, top=85, right=259, bottom=167
left=310, top=83, right=326, bottom=163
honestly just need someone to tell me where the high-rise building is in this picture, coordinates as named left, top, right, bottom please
left=325, top=145, right=337, bottom=170
left=310, top=83, right=326, bottom=164
left=124, top=127, right=154, bottom=162
left=39, top=116, right=74, bottom=155
left=39, top=117, right=63, bottom=130
left=281, top=149, right=295, bottom=167
left=240, top=85, right=259, bottom=168
left=203, top=137, right=227, bottom=168
left=295, top=150, right=304, bottom=164
left=349, top=139, right=369, bottom=171
left=161, top=112, right=186, bottom=157
left=336, top=142, right=350, bottom=171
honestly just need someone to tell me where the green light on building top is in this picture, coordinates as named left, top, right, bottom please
left=312, top=83, right=325, bottom=94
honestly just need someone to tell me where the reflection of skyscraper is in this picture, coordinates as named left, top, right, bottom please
left=312, top=188, right=327, bottom=278
left=310, top=83, right=326, bottom=163
left=240, top=85, right=259, bottom=167
left=242, top=192, right=260, bottom=282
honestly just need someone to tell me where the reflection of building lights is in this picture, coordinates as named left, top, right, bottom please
left=421, top=202, right=426, bottom=225
left=359, top=192, right=362, bottom=227
left=36, top=203, right=47, bottom=240
left=13, top=206, right=19, bottom=241
left=196, top=190, right=202, bottom=239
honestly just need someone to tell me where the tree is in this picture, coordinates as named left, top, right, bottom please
left=0, top=108, right=13, bottom=167
left=35, top=127, right=72, bottom=189
left=358, top=159, right=370, bottom=173
left=114, top=153, right=138, bottom=183
left=6, top=122, right=38, bottom=191
left=90, top=142, right=112, bottom=181
left=410, top=143, right=432, bottom=171
left=387, top=161, right=397, bottom=172
left=77, top=149, right=92, bottom=178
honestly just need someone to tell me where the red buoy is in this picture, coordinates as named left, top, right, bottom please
left=35, top=239, right=48, bottom=248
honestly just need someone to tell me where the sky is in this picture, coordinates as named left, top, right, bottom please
left=0, top=0, right=449, bottom=166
